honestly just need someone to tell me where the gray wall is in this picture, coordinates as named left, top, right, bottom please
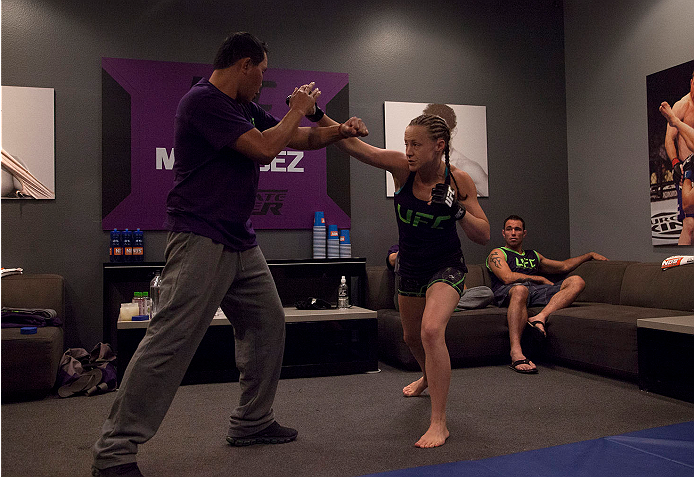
left=2, top=0, right=567, bottom=348
left=564, top=0, right=694, bottom=260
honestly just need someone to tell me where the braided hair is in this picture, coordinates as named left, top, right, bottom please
left=408, top=114, right=465, bottom=200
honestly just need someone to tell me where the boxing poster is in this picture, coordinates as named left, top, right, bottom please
left=647, top=59, right=694, bottom=246
left=1, top=86, right=55, bottom=200
left=384, top=101, right=489, bottom=198
left=101, top=57, right=350, bottom=230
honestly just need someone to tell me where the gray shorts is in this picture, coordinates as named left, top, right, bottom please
left=493, top=280, right=564, bottom=307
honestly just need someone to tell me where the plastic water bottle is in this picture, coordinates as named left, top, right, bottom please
left=132, top=292, right=145, bottom=315
left=133, top=228, right=144, bottom=262
left=122, top=229, right=133, bottom=262
left=142, top=291, right=150, bottom=317
left=149, top=271, right=162, bottom=319
left=110, top=229, right=122, bottom=262
left=338, top=276, right=349, bottom=309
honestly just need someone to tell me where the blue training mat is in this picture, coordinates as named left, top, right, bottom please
left=361, top=421, right=694, bottom=477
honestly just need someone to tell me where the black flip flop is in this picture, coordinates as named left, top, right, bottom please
left=509, top=358, right=538, bottom=374
left=527, top=320, right=547, bottom=339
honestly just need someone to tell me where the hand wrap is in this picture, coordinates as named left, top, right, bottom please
left=672, top=158, right=683, bottom=185
left=431, top=183, right=466, bottom=220
left=285, top=95, right=324, bottom=122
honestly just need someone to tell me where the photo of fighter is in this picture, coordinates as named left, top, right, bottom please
left=646, top=60, right=694, bottom=245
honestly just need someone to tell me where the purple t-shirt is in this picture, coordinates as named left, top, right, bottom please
left=164, top=79, right=279, bottom=250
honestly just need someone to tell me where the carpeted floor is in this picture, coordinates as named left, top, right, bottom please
left=2, top=362, right=694, bottom=476
left=361, top=421, right=694, bottom=476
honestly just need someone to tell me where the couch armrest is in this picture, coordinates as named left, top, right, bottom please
left=1, top=274, right=66, bottom=323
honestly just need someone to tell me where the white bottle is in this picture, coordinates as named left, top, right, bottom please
left=338, top=276, right=349, bottom=309
left=149, top=271, right=162, bottom=319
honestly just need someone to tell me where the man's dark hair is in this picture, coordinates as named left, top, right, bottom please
left=213, top=32, right=268, bottom=70
left=503, top=215, right=525, bottom=230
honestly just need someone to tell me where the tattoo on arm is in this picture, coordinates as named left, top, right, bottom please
left=490, top=251, right=503, bottom=268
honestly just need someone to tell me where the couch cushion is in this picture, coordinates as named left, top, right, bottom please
left=619, top=262, right=694, bottom=312
left=1, top=274, right=66, bottom=322
left=378, top=307, right=510, bottom=369
left=366, top=266, right=396, bottom=311
left=545, top=303, right=689, bottom=379
left=465, top=264, right=487, bottom=288
left=568, top=261, right=634, bottom=305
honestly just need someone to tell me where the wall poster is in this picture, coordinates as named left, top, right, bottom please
left=384, top=101, right=488, bottom=198
left=1, top=86, right=55, bottom=199
left=101, top=57, right=350, bottom=231
left=647, top=59, right=694, bottom=246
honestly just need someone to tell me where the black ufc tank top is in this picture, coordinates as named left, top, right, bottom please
left=394, top=171, right=466, bottom=279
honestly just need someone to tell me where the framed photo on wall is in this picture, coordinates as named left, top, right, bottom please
left=1, top=86, right=55, bottom=199
left=384, top=101, right=488, bottom=198
left=646, top=59, right=694, bottom=246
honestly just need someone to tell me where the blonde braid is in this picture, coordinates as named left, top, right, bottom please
left=408, top=114, right=464, bottom=198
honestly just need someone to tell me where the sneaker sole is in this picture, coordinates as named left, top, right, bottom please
left=226, top=434, right=297, bottom=446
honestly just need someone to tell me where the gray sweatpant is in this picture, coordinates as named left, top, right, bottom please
left=93, top=232, right=286, bottom=469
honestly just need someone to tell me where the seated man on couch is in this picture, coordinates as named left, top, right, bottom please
left=486, top=215, right=607, bottom=374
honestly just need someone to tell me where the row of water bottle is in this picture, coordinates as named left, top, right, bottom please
left=118, top=271, right=162, bottom=321
left=110, top=228, right=145, bottom=262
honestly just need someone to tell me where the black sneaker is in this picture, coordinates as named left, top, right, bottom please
left=91, top=462, right=144, bottom=476
left=226, top=421, right=298, bottom=446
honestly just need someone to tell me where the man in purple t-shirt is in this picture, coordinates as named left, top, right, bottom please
left=93, top=32, right=368, bottom=477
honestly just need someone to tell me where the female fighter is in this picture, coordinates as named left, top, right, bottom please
left=319, top=112, right=490, bottom=448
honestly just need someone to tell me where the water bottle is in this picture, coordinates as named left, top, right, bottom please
left=122, top=229, right=133, bottom=262
left=338, top=275, right=349, bottom=309
left=133, top=228, right=144, bottom=262
left=110, top=229, right=122, bottom=262
left=142, top=291, right=150, bottom=317
left=132, top=292, right=145, bottom=315
left=150, top=271, right=162, bottom=319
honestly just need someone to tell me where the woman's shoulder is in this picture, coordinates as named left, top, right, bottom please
left=448, top=164, right=475, bottom=198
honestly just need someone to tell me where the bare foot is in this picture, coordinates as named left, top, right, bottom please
left=660, top=101, right=679, bottom=126
left=403, top=376, right=427, bottom=397
left=414, top=421, right=449, bottom=448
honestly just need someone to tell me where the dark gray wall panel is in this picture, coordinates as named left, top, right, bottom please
left=2, top=0, right=567, bottom=347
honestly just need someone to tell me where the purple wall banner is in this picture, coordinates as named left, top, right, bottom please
left=101, top=57, right=350, bottom=230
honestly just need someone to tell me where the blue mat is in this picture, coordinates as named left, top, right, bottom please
left=362, top=421, right=694, bottom=477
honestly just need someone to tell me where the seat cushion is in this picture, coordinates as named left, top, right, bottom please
left=545, top=303, right=688, bottom=380
left=378, top=307, right=510, bottom=369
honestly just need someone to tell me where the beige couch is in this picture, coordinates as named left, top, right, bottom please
left=366, top=261, right=694, bottom=381
left=1, top=274, right=65, bottom=400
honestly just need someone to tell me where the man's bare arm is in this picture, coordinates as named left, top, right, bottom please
left=538, top=252, right=608, bottom=275
left=660, top=101, right=694, bottom=152
left=287, top=117, right=368, bottom=151
left=487, top=249, right=552, bottom=285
